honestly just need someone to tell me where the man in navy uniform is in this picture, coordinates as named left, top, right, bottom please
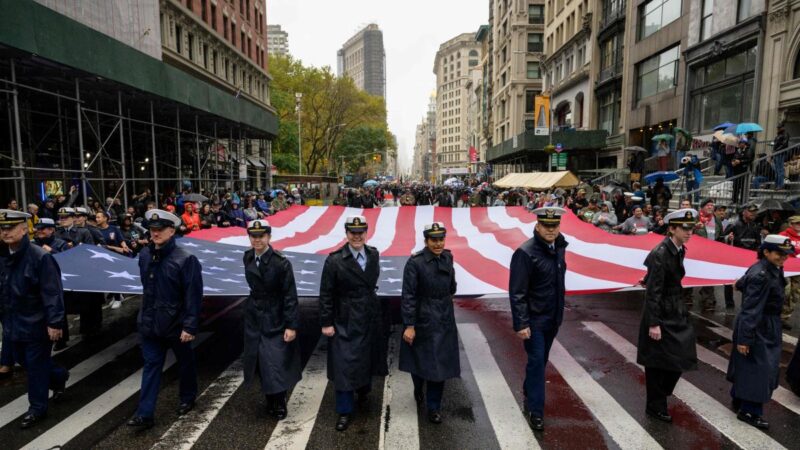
left=509, top=207, right=568, bottom=431
left=55, top=207, right=94, bottom=246
left=319, top=215, right=388, bottom=431
left=127, top=209, right=203, bottom=429
left=0, top=209, right=69, bottom=428
left=32, top=218, right=70, bottom=254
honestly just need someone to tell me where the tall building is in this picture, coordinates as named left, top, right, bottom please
left=434, top=33, right=481, bottom=180
left=761, top=1, right=800, bottom=136
left=412, top=95, right=437, bottom=181
left=337, top=24, right=386, bottom=98
left=266, top=24, right=289, bottom=56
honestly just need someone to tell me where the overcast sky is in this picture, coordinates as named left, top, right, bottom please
left=266, top=0, right=487, bottom=173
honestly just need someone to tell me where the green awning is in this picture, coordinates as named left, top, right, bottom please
left=0, top=0, right=278, bottom=137
left=487, top=129, right=609, bottom=163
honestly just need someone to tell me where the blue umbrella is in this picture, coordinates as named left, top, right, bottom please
left=735, top=122, right=763, bottom=134
left=722, top=125, right=738, bottom=135
left=644, top=171, right=680, bottom=185
left=713, top=122, right=735, bottom=131
left=363, top=179, right=379, bottom=187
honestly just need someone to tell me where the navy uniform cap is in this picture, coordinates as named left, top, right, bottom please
left=533, top=207, right=566, bottom=226
left=75, top=207, right=90, bottom=217
left=761, top=234, right=795, bottom=255
left=57, top=207, right=76, bottom=217
left=34, top=218, right=56, bottom=229
left=144, top=209, right=182, bottom=229
left=0, top=209, right=31, bottom=228
left=247, top=219, right=272, bottom=235
left=423, top=222, right=447, bottom=238
left=345, top=215, right=368, bottom=232
left=664, top=208, right=698, bottom=229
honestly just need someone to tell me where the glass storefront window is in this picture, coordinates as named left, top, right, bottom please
left=690, top=46, right=756, bottom=132
left=636, top=46, right=679, bottom=100
left=639, top=0, right=681, bottom=40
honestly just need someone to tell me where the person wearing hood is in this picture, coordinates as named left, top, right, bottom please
left=592, top=201, right=618, bottom=232
left=228, top=202, right=247, bottom=228
left=779, top=215, right=800, bottom=330
left=727, top=235, right=793, bottom=429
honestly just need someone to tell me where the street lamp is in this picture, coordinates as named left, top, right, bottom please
left=295, top=92, right=303, bottom=175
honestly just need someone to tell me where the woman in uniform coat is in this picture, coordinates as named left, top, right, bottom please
left=242, top=219, right=301, bottom=420
left=727, top=234, right=793, bottom=429
left=400, top=222, right=458, bottom=424
left=637, top=208, right=699, bottom=423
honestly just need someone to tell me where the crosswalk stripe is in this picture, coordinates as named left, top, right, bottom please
left=457, top=323, right=541, bottom=450
left=265, top=337, right=328, bottom=450
left=20, top=333, right=212, bottom=450
left=689, top=311, right=798, bottom=346
left=692, top=340, right=800, bottom=415
left=0, top=332, right=139, bottom=429
left=379, top=329, right=419, bottom=450
left=582, top=322, right=787, bottom=450
left=151, top=359, right=245, bottom=450
left=549, top=340, right=663, bottom=449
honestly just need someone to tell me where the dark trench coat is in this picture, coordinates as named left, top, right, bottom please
left=637, top=238, right=698, bottom=372
left=727, top=258, right=784, bottom=403
left=319, top=244, right=388, bottom=391
left=399, top=248, right=459, bottom=382
left=242, top=247, right=302, bottom=395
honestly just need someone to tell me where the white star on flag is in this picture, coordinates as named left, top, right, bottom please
left=385, top=278, right=402, bottom=283
left=216, top=257, right=235, bottom=262
left=297, top=287, right=313, bottom=292
left=233, top=273, right=246, bottom=277
left=182, top=242, right=199, bottom=247
left=296, top=270, right=316, bottom=275
left=380, top=259, right=392, bottom=263
left=61, top=273, right=78, bottom=281
left=105, top=270, right=140, bottom=281
left=297, top=280, right=315, bottom=285
left=122, top=285, right=141, bottom=290
left=200, top=249, right=217, bottom=254
left=285, top=254, right=296, bottom=258
left=380, top=267, right=397, bottom=272
left=202, top=271, right=214, bottom=275
left=204, top=286, right=223, bottom=292
left=87, top=248, right=119, bottom=262
left=302, top=260, right=318, bottom=264
left=198, top=259, right=207, bottom=263
left=216, top=278, right=242, bottom=283
left=208, top=266, right=225, bottom=271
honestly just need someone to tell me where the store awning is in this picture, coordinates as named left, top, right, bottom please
left=494, top=171, right=580, bottom=190
left=246, top=156, right=266, bottom=168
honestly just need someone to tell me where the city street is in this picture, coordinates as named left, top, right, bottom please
left=1, top=289, right=798, bottom=449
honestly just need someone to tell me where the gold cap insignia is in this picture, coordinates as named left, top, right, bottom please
left=0, top=213, right=5, bottom=221
left=254, top=221, right=262, bottom=229
left=151, top=213, right=160, bottom=220
left=353, top=218, right=361, bottom=225
left=685, top=211, right=693, bottom=220
left=432, top=223, right=440, bottom=231
left=546, top=209, right=555, bottom=219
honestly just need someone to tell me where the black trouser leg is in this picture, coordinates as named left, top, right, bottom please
left=645, top=367, right=682, bottom=414
left=724, top=285, right=735, bottom=308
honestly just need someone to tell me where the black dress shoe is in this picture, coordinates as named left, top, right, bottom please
left=335, top=414, right=350, bottom=432
left=126, top=416, right=154, bottom=429
left=272, top=403, right=288, bottom=420
left=20, top=413, right=45, bottom=429
left=51, top=372, right=69, bottom=403
left=428, top=410, right=442, bottom=424
left=527, top=413, right=544, bottom=431
left=177, top=402, right=194, bottom=416
left=737, top=411, right=769, bottom=429
left=645, top=408, right=673, bottom=423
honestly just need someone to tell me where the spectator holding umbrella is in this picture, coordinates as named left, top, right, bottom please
left=727, top=235, right=793, bottom=429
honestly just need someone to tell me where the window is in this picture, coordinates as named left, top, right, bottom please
left=187, top=34, right=194, bottom=60
left=636, top=46, right=679, bottom=100
left=639, top=0, right=681, bottom=40
left=528, top=33, right=543, bottom=52
left=241, top=32, right=246, bottom=53
left=525, top=119, right=535, bottom=130
left=212, top=50, right=218, bottom=73
left=202, top=43, right=208, bottom=68
left=700, top=0, right=713, bottom=41
left=201, top=0, right=207, bottom=21
left=239, top=0, right=244, bottom=14
left=527, top=61, right=541, bottom=79
left=528, top=4, right=545, bottom=24
left=175, top=25, right=183, bottom=54
left=689, top=46, right=757, bottom=131
left=525, top=90, right=539, bottom=113
left=231, top=23, right=236, bottom=45
left=737, top=0, right=753, bottom=22
left=211, top=4, right=217, bottom=29
left=223, top=15, right=228, bottom=39
left=794, top=51, right=800, bottom=80
left=597, top=90, right=620, bottom=134
left=246, top=0, right=250, bottom=21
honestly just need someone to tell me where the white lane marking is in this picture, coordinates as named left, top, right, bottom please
left=457, top=323, right=541, bottom=450
left=583, top=322, right=787, bottom=450
left=21, top=333, right=212, bottom=450
left=379, top=329, right=419, bottom=450
left=549, top=340, right=662, bottom=450
left=265, top=338, right=328, bottom=450
left=690, top=311, right=798, bottom=347
left=369, top=207, right=400, bottom=254
left=151, top=359, right=245, bottom=450
left=0, top=333, right=139, bottom=428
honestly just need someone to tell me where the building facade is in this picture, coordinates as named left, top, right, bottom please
left=759, top=1, right=800, bottom=140
left=266, top=24, right=289, bottom=56
left=337, top=24, right=386, bottom=98
left=434, top=33, right=481, bottom=179
left=412, top=95, right=437, bottom=181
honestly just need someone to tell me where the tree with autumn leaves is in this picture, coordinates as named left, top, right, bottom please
left=268, top=55, right=396, bottom=176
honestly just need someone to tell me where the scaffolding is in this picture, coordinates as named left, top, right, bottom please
left=0, top=50, right=275, bottom=210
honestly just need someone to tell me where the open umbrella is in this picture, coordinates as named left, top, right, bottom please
left=644, top=171, right=680, bottom=185
left=183, top=193, right=208, bottom=203
left=443, top=177, right=462, bottom=186
left=713, top=130, right=739, bottom=146
left=651, top=134, right=674, bottom=142
left=757, top=198, right=795, bottom=214
left=735, top=122, right=763, bottom=134
left=713, top=122, right=736, bottom=131
left=674, top=127, right=692, bottom=141
left=625, top=146, right=647, bottom=153
left=363, top=179, right=379, bottom=187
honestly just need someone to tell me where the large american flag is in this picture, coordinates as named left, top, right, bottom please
left=54, top=206, right=800, bottom=297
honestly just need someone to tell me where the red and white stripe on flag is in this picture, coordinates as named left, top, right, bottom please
left=190, top=206, right=800, bottom=296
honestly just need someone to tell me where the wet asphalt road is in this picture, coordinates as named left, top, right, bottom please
left=1, top=287, right=799, bottom=449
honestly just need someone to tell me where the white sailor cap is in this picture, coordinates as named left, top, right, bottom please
left=247, top=219, right=272, bottom=235
left=75, top=206, right=90, bottom=216
left=34, top=217, right=57, bottom=229
left=144, top=209, right=182, bottom=229
left=423, top=222, right=446, bottom=238
left=761, top=234, right=795, bottom=255
left=532, top=207, right=567, bottom=225
left=57, top=207, right=76, bottom=217
left=664, top=208, right=698, bottom=229
left=0, top=209, right=31, bottom=228
left=344, top=215, right=368, bottom=232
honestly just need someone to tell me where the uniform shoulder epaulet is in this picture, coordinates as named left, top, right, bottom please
left=411, top=250, right=424, bottom=257
left=273, top=249, right=286, bottom=259
left=442, top=249, right=452, bottom=254
left=366, top=244, right=378, bottom=252
left=330, top=247, right=344, bottom=256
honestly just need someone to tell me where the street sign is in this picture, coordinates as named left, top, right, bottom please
left=555, top=143, right=563, bottom=153
left=550, top=152, right=567, bottom=170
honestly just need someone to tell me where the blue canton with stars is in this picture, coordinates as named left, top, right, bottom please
left=52, top=237, right=409, bottom=297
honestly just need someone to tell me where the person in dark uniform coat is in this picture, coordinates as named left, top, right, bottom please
left=726, top=234, right=793, bottom=429
left=509, top=207, right=568, bottom=432
left=32, top=218, right=70, bottom=254
left=0, top=209, right=69, bottom=429
left=400, top=222, right=458, bottom=424
left=126, top=209, right=203, bottom=429
left=319, top=215, right=388, bottom=432
left=242, top=219, right=302, bottom=420
left=75, top=207, right=105, bottom=245
left=723, top=203, right=761, bottom=308
left=637, top=208, right=699, bottom=423
left=55, top=207, right=94, bottom=246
